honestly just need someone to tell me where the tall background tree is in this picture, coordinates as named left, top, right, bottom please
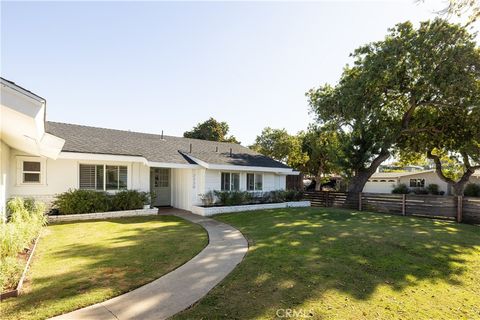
left=308, top=19, right=480, bottom=194
left=183, top=117, right=240, bottom=143
left=250, top=127, right=308, bottom=169
left=300, top=126, right=341, bottom=190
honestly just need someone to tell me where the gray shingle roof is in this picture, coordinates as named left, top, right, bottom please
left=46, top=122, right=291, bottom=169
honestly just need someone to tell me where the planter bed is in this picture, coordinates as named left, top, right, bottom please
left=0, top=236, right=40, bottom=300
left=191, top=201, right=311, bottom=216
left=48, top=208, right=158, bottom=222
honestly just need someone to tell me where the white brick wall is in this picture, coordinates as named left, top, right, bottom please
left=191, top=201, right=310, bottom=216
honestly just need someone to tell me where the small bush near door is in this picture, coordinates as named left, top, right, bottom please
left=111, top=190, right=150, bottom=211
left=52, top=189, right=150, bottom=215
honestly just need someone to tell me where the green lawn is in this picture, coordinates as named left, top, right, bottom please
left=174, top=208, right=480, bottom=320
left=1, top=215, right=207, bottom=320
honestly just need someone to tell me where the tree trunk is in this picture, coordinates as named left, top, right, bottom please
left=450, top=170, right=475, bottom=196
left=315, top=165, right=324, bottom=191
left=427, top=150, right=478, bottom=196
left=347, top=149, right=391, bottom=194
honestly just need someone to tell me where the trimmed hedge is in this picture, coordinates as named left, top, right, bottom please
left=202, top=190, right=304, bottom=207
left=52, top=189, right=150, bottom=215
left=1, top=198, right=47, bottom=292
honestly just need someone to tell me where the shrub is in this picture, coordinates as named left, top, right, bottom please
left=270, top=190, right=287, bottom=203
left=1, top=198, right=46, bottom=292
left=464, top=183, right=480, bottom=197
left=111, top=190, right=149, bottom=211
left=426, top=184, right=440, bottom=195
left=200, top=191, right=216, bottom=206
left=0, top=256, right=23, bottom=292
left=53, top=189, right=111, bottom=214
left=392, top=184, right=410, bottom=194
left=228, top=191, right=250, bottom=206
left=413, top=188, right=429, bottom=195
left=285, top=190, right=304, bottom=201
left=214, top=191, right=231, bottom=206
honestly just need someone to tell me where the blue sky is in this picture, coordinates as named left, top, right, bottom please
left=1, top=1, right=476, bottom=145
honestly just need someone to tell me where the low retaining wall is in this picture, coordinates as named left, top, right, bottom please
left=191, top=201, right=311, bottom=216
left=48, top=208, right=158, bottom=222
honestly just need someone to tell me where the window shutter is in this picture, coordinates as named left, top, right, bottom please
left=79, top=164, right=96, bottom=189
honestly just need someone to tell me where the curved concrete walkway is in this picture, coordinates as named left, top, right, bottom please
left=50, top=210, right=248, bottom=320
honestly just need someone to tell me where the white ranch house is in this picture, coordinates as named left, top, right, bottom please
left=363, top=170, right=480, bottom=195
left=0, top=78, right=297, bottom=217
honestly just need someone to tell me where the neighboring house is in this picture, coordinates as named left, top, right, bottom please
left=363, top=170, right=480, bottom=195
left=0, top=78, right=296, bottom=217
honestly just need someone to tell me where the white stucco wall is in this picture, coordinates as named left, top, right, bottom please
left=398, top=172, right=450, bottom=194
left=171, top=168, right=199, bottom=211
left=1, top=140, right=11, bottom=219
left=203, top=170, right=286, bottom=193
left=363, top=180, right=398, bottom=193
left=363, top=172, right=457, bottom=194
left=8, top=149, right=150, bottom=209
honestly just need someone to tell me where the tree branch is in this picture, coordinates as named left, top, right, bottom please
left=426, top=150, right=455, bottom=184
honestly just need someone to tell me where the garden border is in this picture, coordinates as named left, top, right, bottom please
left=0, top=235, right=40, bottom=300
left=48, top=208, right=158, bottom=222
left=191, top=201, right=311, bottom=216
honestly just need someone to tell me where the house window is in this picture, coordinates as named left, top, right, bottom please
left=247, top=173, right=263, bottom=191
left=409, top=179, right=425, bottom=188
left=17, top=157, right=45, bottom=185
left=22, top=161, right=41, bottom=183
left=221, top=172, right=240, bottom=191
left=153, top=168, right=169, bottom=188
left=80, top=164, right=127, bottom=190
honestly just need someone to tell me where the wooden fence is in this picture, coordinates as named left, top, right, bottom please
left=303, top=191, right=480, bottom=224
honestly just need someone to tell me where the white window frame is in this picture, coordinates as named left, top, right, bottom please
left=16, top=156, right=46, bottom=185
left=220, top=172, right=240, bottom=191
left=409, top=178, right=425, bottom=188
left=246, top=173, right=263, bottom=191
left=79, top=164, right=128, bottom=191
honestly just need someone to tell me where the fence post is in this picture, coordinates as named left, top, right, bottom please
left=402, top=194, right=406, bottom=216
left=457, top=196, right=463, bottom=223
left=358, top=192, right=362, bottom=211
left=326, top=192, right=329, bottom=207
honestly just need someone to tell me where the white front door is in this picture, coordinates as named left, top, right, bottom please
left=150, top=168, right=171, bottom=206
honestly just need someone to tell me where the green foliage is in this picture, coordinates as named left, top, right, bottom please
left=111, top=190, right=150, bottom=211
left=53, top=189, right=111, bottom=215
left=250, top=127, right=308, bottom=169
left=53, top=189, right=150, bottom=214
left=208, top=190, right=303, bottom=207
left=426, top=184, right=440, bottom=195
left=413, top=188, right=429, bottom=195
left=213, top=191, right=231, bottom=206
left=392, top=184, right=410, bottom=194
left=285, top=190, right=304, bottom=202
left=300, top=126, right=341, bottom=178
left=183, top=117, right=239, bottom=143
left=464, top=183, right=480, bottom=197
left=308, top=19, right=480, bottom=193
left=213, top=191, right=251, bottom=206
left=1, top=198, right=46, bottom=291
left=199, top=191, right=216, bottom=206
left=269, top=190, right=286, bottom=203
